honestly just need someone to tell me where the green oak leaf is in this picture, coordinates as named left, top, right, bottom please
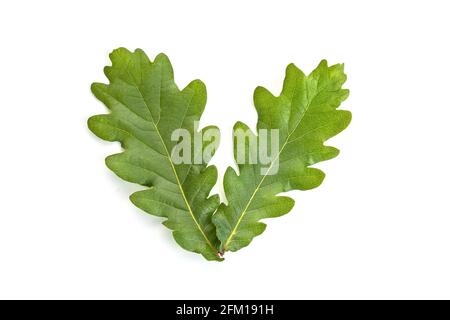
left=212, top=60, right=351, bottom=253
left=88, top=48, right=223, bottom=261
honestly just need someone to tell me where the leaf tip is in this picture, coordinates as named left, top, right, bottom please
left=233, top=121, right=250, bottom=131
left=340, top=88, right=350, bottom=102
left=86, top=115, right=96, bottom=132
left=285, top=63, right=306, bottom=80
left=184, top=79, right=207, bottom=98
left=133, top=48, right=145, bottom=55
left=319, top=59, right=328, bottom=67
left=286, top=62, right=299, bottom=73
left=154, top=52, right=171, bottom=65
left=253, top=85, right=269, bottom=97
left=90, top=82, right=104, bottom=95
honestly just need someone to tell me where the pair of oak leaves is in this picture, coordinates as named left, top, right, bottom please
left=88, top=48, right=351, bottom=261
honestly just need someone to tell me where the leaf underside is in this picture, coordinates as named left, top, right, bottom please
left=212, top=60, right=351, bottom=252
left=88, top=48, right=223, bottom=261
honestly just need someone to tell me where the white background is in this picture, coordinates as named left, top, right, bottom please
left=0, top=0, right=449, bottom=299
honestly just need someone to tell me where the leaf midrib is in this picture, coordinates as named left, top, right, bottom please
left=131, top=80, right=219, bottom=257
left=223, top=82, right=320, bottom=250
left=152, top=122, right=217, bottom=253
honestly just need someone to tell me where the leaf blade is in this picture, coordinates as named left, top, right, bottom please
left=213, top=60, right=351, bottom=252
left=89, top=48, right=222, bottom=261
